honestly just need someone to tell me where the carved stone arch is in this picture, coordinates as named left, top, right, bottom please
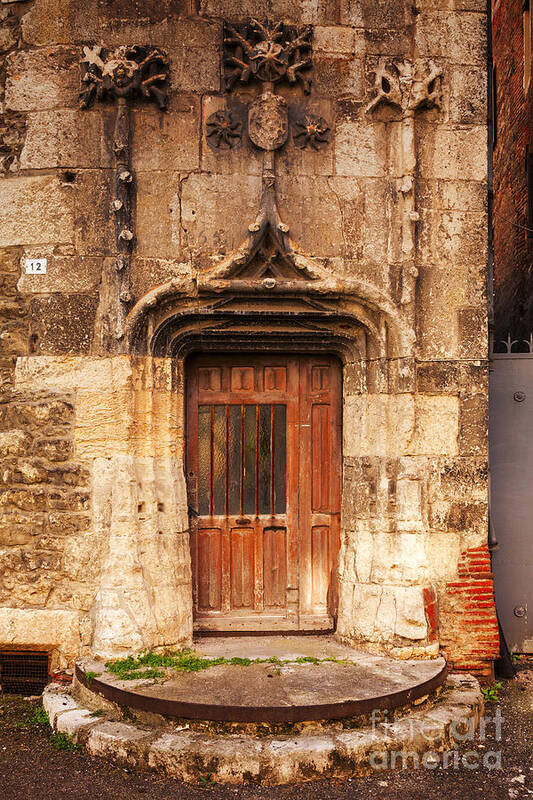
left=124, top=273, right=413, bottom=369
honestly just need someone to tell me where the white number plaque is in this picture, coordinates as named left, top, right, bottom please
left=25, top=258, right=47, bottom=275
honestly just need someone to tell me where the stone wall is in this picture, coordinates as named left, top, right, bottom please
left=0, top=0, right=496, bottom=675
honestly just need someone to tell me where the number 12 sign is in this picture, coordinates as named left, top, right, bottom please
left=25, top=258, right=47, bottom=275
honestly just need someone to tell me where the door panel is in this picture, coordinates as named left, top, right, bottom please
left=186, top=354, right=341, bottom=632
left=263, top=527, right=288, bottom=608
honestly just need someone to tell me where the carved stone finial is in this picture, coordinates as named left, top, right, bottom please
left=223, top=20, right=313, bottom=94
left=205, top=109, right=243, bottom=151
left=80, top=44, right=170, bottom=110
left=293, top=113, right=331, bottom=150
left=366, top=58, right=442, bottom=116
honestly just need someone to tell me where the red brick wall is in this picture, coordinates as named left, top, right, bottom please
left=492, top=0, right=533, bottom=341
left=441, top=545, right=499, bottom=680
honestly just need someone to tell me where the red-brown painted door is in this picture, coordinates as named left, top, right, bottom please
left=186, top=354, right=341, bottom=632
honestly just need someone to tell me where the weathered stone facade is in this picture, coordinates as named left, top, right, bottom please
left=0, top=0, right=497, bottom=676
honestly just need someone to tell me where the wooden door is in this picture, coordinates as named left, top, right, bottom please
left=186, top=354, right=341, bottom=632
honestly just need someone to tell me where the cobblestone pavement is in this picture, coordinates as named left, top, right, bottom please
left=0, top=662, right=531, bottom=800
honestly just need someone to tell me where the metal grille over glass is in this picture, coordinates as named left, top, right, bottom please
left=197, top=404, right=287, bottom=517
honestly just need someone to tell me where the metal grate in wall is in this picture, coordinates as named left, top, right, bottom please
left=0, top=651, right=49, bottom=695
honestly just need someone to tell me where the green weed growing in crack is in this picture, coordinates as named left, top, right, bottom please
left=104, top=649, right=350, bottom=681
left=14, top=706, right=49, bottom=730
left=50, top=731, right=80, bottom=751
left=481, top=681, right=504, bottom=702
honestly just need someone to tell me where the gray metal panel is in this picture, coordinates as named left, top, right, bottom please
left=490, top=356, right=533, bottom=652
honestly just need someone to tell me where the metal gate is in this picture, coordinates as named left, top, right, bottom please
left=490, top=351, right=533, bottom=652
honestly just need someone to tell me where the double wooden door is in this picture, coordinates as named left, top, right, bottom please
left=186, top=354, right=341, bottom=632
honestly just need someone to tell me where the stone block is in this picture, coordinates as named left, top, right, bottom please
left=418, top=209, right=487, bottom=268
left=75, top=387, right=133, bottom=458
left=131, top=97, right=200, bottom=173
left=335, top=119, right=387, bottom=177
left=363, top=27, right=412, bottom=57
left=277, top=176, right=345, bottom=257
left=426, top=532, right=462, bottom=580
left=21, top=0, right=99, bottom=45
left=337, top=582, right=428, bottom=642
left=416, top=264, right=465, bottom=359
left=129, top=257, right=191, bottom=302
left=434, top=458, right=488, bottom=503
left=167, top=18, right=220, bottom=93
left=32, top=437, right=72, bottom=462
left=314, top=26, right=356, bottom=55
left=417, top=178, right=487, bottom=213
left=20, top=110, right=113, bottom=170
left=417, top=125, right=487, bottom=182
left=14, top=355, right=132, bottom=394
left=458, top=306, right=487, bottom=358
left=343, top=395, right=458, bottom=458
left=5, top=47, right=80, bottom=111
left=0, top=177, right=74, bottom=248
left=46, top=488, right=90, bottom=512
left=0, top=488, right=47, bottom=512
left=199, top=0, right=339, bottom=23
left=313, top=56, right=364, bottom=97
left=180, top=173, right=262, bottom=264
left=409, top=396, right=459, bottom=457
left=55, top=708, right=99, bottom=739
left=43, top=689, right=79, bottom=727
left=47, top=511, right=91, bottom=537
left=135, top=171, right=181, bottom=260
left=449, top=65, right=487, bottom=125
left=417, top=361, right=459, bottom=394
left=263, top=736, right=336, bottom=784
left=18, top=249, right=103, bottom=295
left=347, top=0, right=412, bottom=29
left=71, top=171, right=114, bottom=256
left=459, top=394, right=488, bottom=457
left=11, top=398, right=74, bottom=428
left=29, top=294, right=98, bottom=355
left=0, top=429, right=31, bottom=457
left=414, top=10, right=486, bottom=65
left=0, top=607, right=80, bottom=668
left=86, top=721, right=152, bottom=765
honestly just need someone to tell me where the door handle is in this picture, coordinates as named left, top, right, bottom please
left=236, top=517, right=251, bottom=526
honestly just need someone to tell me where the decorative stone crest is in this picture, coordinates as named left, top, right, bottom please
left=80, top=45, right=170, bottom=110
left=204, top=19, right=333, bottom=289
left=223, top=20, right=313, bottom=93
left=205, top=109, right=242, bottom=151
left=79, top=44, right=169, bottom=343
left=366, top=58, right=442, bottom=116
left=293, top=113, right=331, bottom=150
left=248, top=92, right=288, bottom=151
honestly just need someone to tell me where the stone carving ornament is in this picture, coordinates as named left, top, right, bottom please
left=366, top=58, right=443, bottom=307
left=293, top=113, right=331, bottom=150
left=203, top=19, right=334, bottom=288
left=79, top=45, right=170, bottom=343
left=205, top=109, right=242, bottom=151
left=223, top=19, right=313, bottom=93
left=80, top=44, right=169, bottom=110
